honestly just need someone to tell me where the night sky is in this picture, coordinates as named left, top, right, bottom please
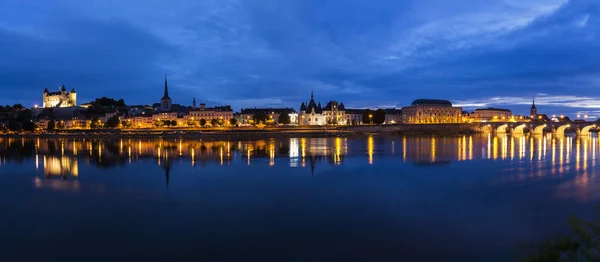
left=0, top=0, right=598, bottom=118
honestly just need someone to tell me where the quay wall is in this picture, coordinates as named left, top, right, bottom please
left=343, top=124, right=481, bottom=134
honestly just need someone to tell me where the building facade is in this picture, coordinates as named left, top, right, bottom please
left=471, top=108, right=513, bottom=122
left=185, top=104, right=234, bottom=125
left=401, top=99, right=462, bottom=124
left=384, top=109, right=402, bottom=124
left=43, top=85, right=77, bottom=108
left=322, top=101, right=346, bottom=125
left=299, top=92, right=347, bottom=126
left=345, top=109, right=364, bottom=125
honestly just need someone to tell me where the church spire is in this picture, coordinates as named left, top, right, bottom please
left=164, top=74, right=169, bottom=98
left=311, top=90, right=314, bottom=100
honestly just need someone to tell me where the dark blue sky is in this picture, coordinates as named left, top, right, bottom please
left=0, top=0, right=598, bottom=118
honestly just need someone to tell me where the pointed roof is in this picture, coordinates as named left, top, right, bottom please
left=305, top=92, right=322, bottom=113
left=61, top=85, right=66, bottom=92
left=70, top=88, right=76, bottom=93
left=530, top=97, right=536, bottom=109
left=44, top=88, right=49, bottom=93
left=162, top=74, right=170, bottom=100
left=300, top=102, right=306, bottom=111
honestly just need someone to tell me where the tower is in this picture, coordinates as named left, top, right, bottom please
left=530, top=97, right=537, bottom=118
left=161, top=74, right=172, bottom=111
left=192, top=97, right=196, bottom=109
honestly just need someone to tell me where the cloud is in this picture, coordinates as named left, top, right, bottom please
left=0, top=0, right=597, bottom=117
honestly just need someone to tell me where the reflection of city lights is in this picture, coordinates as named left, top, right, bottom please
left=402, top=136, right=407, bottom=162
left=431, top=137, right=436, bottom=163
left=367, top=136, right=374, bottom=165
left=493, top=136, right=498, bottom=160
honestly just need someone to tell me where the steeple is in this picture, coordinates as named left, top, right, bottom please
left=192, top=97, right=196, bottom=109
left=311, top=90, right=314, bottom=100
left=163, top=74, right=170, bottom=99
left=530, top=96, right=537, bottom=117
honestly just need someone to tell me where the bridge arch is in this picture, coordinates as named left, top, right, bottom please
left=533, top=124, right=547, bottom=135
left=580, top=125, right=596, bottom=136
left=481, top=124, right=493, bottom=133
left=555, top=124, right=570, bottom=136
left=512, top=124, right=527, bottom=135
left=496, top=124, right=508, bottom=133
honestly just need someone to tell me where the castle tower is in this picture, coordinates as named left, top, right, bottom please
left=192, top=97, right=196, bottom=109
left=530, top=97, right=537, bottom=118
left=161, top=75, right=172, bottom=111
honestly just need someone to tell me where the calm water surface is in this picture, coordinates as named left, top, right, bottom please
left=1, top=134, right=599, bottom=261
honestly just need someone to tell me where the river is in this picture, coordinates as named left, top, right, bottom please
left=0, top=134, right=598, bottom=261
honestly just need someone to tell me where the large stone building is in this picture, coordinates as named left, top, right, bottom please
left=401, top=99, right=462, bottom=124
left=470, top=108, right=512, bottom=122
left=344, top=109, right=364, bottom=125
left=43, top=85, right=76, bottom=108
left=299, top=92, right=347, bottom=126
left=185, top=103, right=234, bottom=125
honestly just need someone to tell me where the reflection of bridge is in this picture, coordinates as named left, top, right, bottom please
left=480, top=122, right=597, bottom=136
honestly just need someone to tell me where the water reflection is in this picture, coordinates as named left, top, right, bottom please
left=0, top=134, right=599, bottom=188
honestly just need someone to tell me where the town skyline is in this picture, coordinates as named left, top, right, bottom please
left=1, top=0, right=598, bottom=118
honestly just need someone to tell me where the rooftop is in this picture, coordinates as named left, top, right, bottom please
left=411, top=99, right=452, bottom=107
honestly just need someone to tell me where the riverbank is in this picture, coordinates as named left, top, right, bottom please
left=0, top=124, right=483, bottom=138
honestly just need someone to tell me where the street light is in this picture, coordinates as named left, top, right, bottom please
left=369, top=114, right=373, bottom=124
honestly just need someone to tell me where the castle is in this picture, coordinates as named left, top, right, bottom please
left=43, top=85, right=77, bottom=108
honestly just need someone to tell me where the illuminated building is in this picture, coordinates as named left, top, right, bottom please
left=345, top=109, right=365, bottom=125
left=299, top=91, right=347, bottom=126
left=42, top=85, right=77, bottom=108
left=185, top=104, right=234, bottom=126
left=471, top=108, right=513, bottom=122
left=401, top=99, right=462, bottom=124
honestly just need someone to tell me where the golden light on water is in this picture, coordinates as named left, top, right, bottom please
left=367, top=136, right=374, bottom=165
left=4, top=134, right=598, bottom=184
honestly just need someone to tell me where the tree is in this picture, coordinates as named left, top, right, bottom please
left=104, top=115, right=120, bottom=128
left=8, top=120, right=21, bottom=131
left=121, top=120, right=133, bottom=128
left=22, top=121, right=36, bottom=132
left=90, top=117, right=102, bottom=129
left=229, top=118, right=237, bottom=126
left=253, top=111, right=268, bottom=124
left=362, top=109, right=374, bottom=124
left=278, top=113, right=291, bottom=125
left=520, top=208, right=600, bottom=261
left=374, top=109, right=386, bottom=124
left=200, top=119, right=207, bottom=127
left=170, top=120, right=177, bottom=127
left=154, top=120, right=163, bottom=127
left=211, top=119, right=219, bottom=127
left=47, top=120, right=56, bottom=131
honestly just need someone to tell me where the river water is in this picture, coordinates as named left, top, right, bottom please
left=0, top=134, right=599, bottom=261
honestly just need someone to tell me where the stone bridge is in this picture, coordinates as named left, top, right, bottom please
left=480, top=122, right=597, bottom=136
